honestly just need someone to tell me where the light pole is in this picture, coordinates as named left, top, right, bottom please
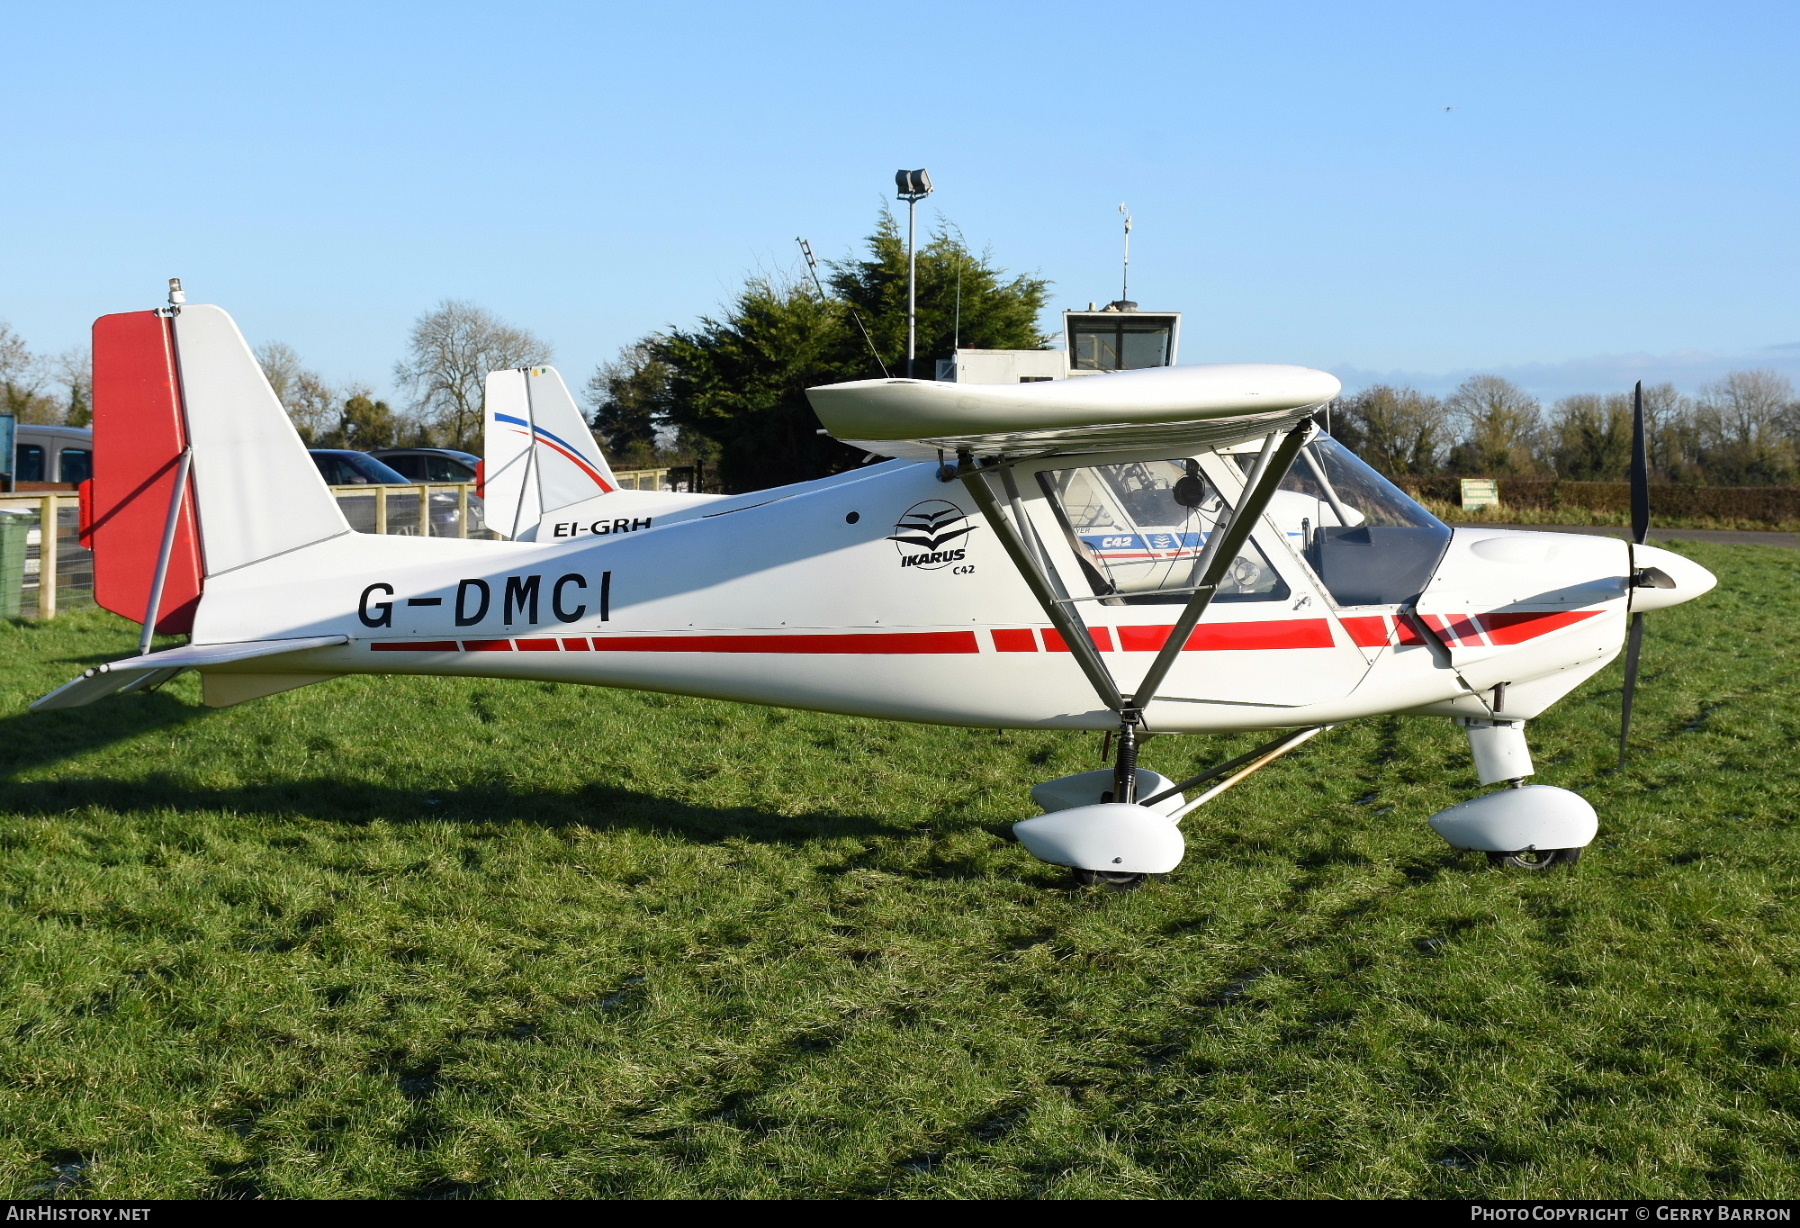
left=895, top=168, right=933, bottom=378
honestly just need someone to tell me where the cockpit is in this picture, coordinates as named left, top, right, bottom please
left=1265, top=436, right=1451, bottom=607
left=1032, top=434, right=1451, bottom=611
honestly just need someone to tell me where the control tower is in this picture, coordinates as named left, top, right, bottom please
left=936, top=300, right=1182, bottom=384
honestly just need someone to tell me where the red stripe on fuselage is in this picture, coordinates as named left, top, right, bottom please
left=1478, top=610, right=1599, bottom=644
left=1041, top=627, right=1114, bottom=652
left=1340, top=614, right=1428, bottom=648
left=1340, top=616, right=1392, bottom=648
left=588, top=631, right=982, bottom=654
left=370, top=610, right=1593, bottom=660
left=1116, top=619, right=1335, bottom=652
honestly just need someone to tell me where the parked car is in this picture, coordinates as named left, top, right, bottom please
left=307, top=449, right=412, bottom=487
left=307, top=450, right=484, bottom=536
left=11, top=424, right=92, bottom=489
left=367, top=447, right=480, bottom=484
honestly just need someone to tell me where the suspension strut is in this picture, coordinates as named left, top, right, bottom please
left=1110, top=713, right=1142, bottom=805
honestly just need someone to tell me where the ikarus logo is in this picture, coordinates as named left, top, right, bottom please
left=890, top=500, right=976, bottom=570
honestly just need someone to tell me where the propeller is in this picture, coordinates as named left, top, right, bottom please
left=1619, top=380, right=1650, bottom=767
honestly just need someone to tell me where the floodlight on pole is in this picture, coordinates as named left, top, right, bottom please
left=895, top=168, right=934, bottom=378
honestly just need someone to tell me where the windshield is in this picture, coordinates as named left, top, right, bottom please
left=1261, top=435, right=1450, bottom=608
left=1038, top=458, right=1288, bottom=605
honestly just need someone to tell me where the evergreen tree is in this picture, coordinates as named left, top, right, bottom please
left=657, top=214, right=1051, bottom=491
left=1546, top=393, right=1634, bottom=481
left=586, top=340, right=677, bottom=469
left=318, top=393, right=399, bottom=450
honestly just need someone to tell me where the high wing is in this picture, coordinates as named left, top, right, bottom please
left=808, top=361, right=1341, bottom=807
left=804, top=363, right=1340, bottom=460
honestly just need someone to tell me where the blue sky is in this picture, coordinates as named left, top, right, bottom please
left=2, top=1, right=1796, bottom=402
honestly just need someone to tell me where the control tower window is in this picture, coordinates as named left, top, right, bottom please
left=1067, top=315, right=1176, bottom=371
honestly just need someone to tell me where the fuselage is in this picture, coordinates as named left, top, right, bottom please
left=189, top=447, right=1706, bottom=735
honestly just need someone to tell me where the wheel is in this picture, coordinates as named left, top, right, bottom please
left=1072, top=868, right=1149, bottom=890
left=1486, top=847, right=1582, bottom=871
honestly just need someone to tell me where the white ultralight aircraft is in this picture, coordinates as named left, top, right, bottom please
left=36, top=289, right=1716, bottom=887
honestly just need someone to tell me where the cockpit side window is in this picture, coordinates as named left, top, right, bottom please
left=1259, top=435, right=1451, bottom=607
left=1038, top=458, right=1289, bottom=605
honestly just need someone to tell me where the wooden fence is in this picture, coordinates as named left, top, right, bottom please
left=0, top=482, right=494, bottom=621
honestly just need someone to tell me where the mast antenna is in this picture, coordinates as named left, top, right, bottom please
left=953, top=249, right=963, bottom=351
left=797, top=237, right=889, bottom=378
left=1119, top=203, right=1133, bottom=306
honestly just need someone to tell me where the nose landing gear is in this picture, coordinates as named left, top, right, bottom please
left=1428, top=719, right=1597, bottom=870
left=1488, top=847, right=1583, bottom=871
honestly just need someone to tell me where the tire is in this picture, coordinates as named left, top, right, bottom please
left=1072, top=868, right=1149, bottom=890
left=1486, top=847, right=1582, bottom=871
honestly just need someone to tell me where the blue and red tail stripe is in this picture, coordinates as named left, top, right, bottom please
left=493, top=412, right=614, bottom=493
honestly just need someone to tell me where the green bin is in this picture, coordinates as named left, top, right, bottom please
left=0, top=509, right=29, bottom=619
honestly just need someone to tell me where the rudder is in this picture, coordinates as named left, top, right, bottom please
left=88, top=311, right=204, bottom=634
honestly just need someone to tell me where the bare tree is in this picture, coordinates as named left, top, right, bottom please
left=1546, top=392, right=1633, bottom=480
left=1697, top=369, right=1794, bottom=449
left=1637, top=382, right=1698, bottom=481
left=254, top=341, right=337, bottom=444
left=51, top=347, right=92, bottom=427
left=0, top=322, right=46, bottom=422
left=1333, top=385, right=1446, bottom=475
left=1693, top=369, right=1797, bottom=484
left=395, top=301, right=551, bottom=451
left=255, top=340, right=302, bottom=406
left=1446, top=374, right=1542, bottom=475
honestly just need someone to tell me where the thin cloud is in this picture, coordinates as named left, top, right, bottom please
left=1333, top=346, right=1800, bottom=400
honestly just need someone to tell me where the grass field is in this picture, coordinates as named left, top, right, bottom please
left=2, top=540, right=1797, bottom=1200
left=1422, top=499, right=1800, bottom=534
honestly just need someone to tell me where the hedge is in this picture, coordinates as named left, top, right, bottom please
left=1392, top=477, right=1800, bottom=524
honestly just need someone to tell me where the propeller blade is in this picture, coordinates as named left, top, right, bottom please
left=1630, top=379, right=1650, bottom=546
left=1619, top=610, right=1645, bottom=767
left=1621, top=380, right=1652, bottom=766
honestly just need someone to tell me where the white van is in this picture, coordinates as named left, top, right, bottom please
left=12, top=424, right=93, bottom=487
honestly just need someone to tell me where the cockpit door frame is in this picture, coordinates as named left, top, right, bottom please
left=962, top=426, right=1377, bottom=713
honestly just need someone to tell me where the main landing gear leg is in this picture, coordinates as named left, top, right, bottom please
left=1077, top=714, right=1151, bottom=891
left=1108, top=714, right=1140, bottom=806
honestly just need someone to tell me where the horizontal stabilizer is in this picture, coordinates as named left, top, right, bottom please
left=805, top=363, right=1340, bottom=460
left=31, top=635, right=348, bottom=711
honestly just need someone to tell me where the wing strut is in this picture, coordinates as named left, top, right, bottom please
left=1129, top=422, right=1312, bottom=712
left=959, top=456, right=1125, bottom=713
left=960, top=419, right=1315, bottom=806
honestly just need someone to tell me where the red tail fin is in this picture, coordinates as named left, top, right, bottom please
left=89, top=311, right=203, bottom=635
